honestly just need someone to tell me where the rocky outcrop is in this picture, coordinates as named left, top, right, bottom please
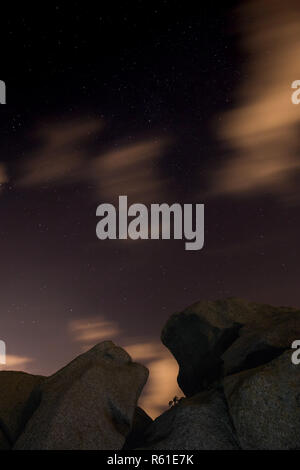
left=140, top=389, right=240, bottom=450
left=14, top=342, right=148, bottom=450
left=0, top=371, right=44, bottom=444
left=1, top=298, right=299, bottom=450
left=224, top=350, right=300, bottom=449
left=161, top=297, right=300, bottom=396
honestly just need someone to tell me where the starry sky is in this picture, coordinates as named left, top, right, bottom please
left=1, top=0, right=300, bottom=416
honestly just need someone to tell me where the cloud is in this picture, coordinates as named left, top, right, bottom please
left=0, top=163, right=8, bottom=190
left=91, top=139, right=170, bottom=202
left=37, top=119, right=103, bottom=147
left=69, top=317, right=121, bottom=351
left=18, top=117, right=171, bottom=203
left=0, top=354, right=34, bottom=370
left=19, top=118, right=103, bottom=187
left=212, top=0, right=300, bottom=202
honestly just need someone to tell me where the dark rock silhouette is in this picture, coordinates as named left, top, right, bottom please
left=161, top=297, right=300, bottom=396
left=123, top=406, right=153, bottom=449
left=0, top=429, right=10, bottom=450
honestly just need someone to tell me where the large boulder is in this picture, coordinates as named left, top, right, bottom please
left=0, top=371, right=44, bottom=444
left=161, top=298, right=300, bottom=396
left=223, top=350, right=300, bottom=449
left=14, top=341, right=148, bottom=450
left=140, top=389, right=240, bottom=450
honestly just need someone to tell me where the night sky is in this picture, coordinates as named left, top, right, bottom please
left=1, top=0, right=300, bottom=416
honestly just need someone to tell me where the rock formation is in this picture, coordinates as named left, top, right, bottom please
left=224, top=349, right=300, bottom=449
left=0, top=371, right=44, bottom=445
left=161, top=297, right=300, bottom=396
left=0, top=298, right=299, bottom=450
left=14, top=341, right=148, bottom=450
left=141, top=389, right=240, bottom=450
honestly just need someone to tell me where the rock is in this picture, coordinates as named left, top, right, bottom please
left=0, top=371, right=44, bottom=444
left=14, top=341, right=148, bottom=450
left=224, top=350, right=300, bottom=449
left=161, top=298, right=300, bottom=395
left=141, top=389, right=240, bottom=450
left=123, top=406, right=153, bottom=449
left=0, top=429, right=10, bottom=450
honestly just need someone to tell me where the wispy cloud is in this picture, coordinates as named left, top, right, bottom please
left=212, top=0, right=300, bottom=202
left=69, top=316, right=121, bottom=351
left=17, top=117, right=171, bottom=203
left=91, top=138, right=170, bottom=202
left=0, top=163, right=8, bottom=191
left=19, top=118, right=103, bottom=187
left=0, top=354, right=34, bottom=371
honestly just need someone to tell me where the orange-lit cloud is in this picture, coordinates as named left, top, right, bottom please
left=0, top=354, right=34, bottom=371
left=213, top=0, right=300, bottom=202
left=69, top=317, right=121, bottom=351
left=18, top=117, right=171, bottom=203
left=0, top=163, right=8, bottom=190
left=91, top=139, right=170, bottom=201
left=19, top=118, right=103, bottom=187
